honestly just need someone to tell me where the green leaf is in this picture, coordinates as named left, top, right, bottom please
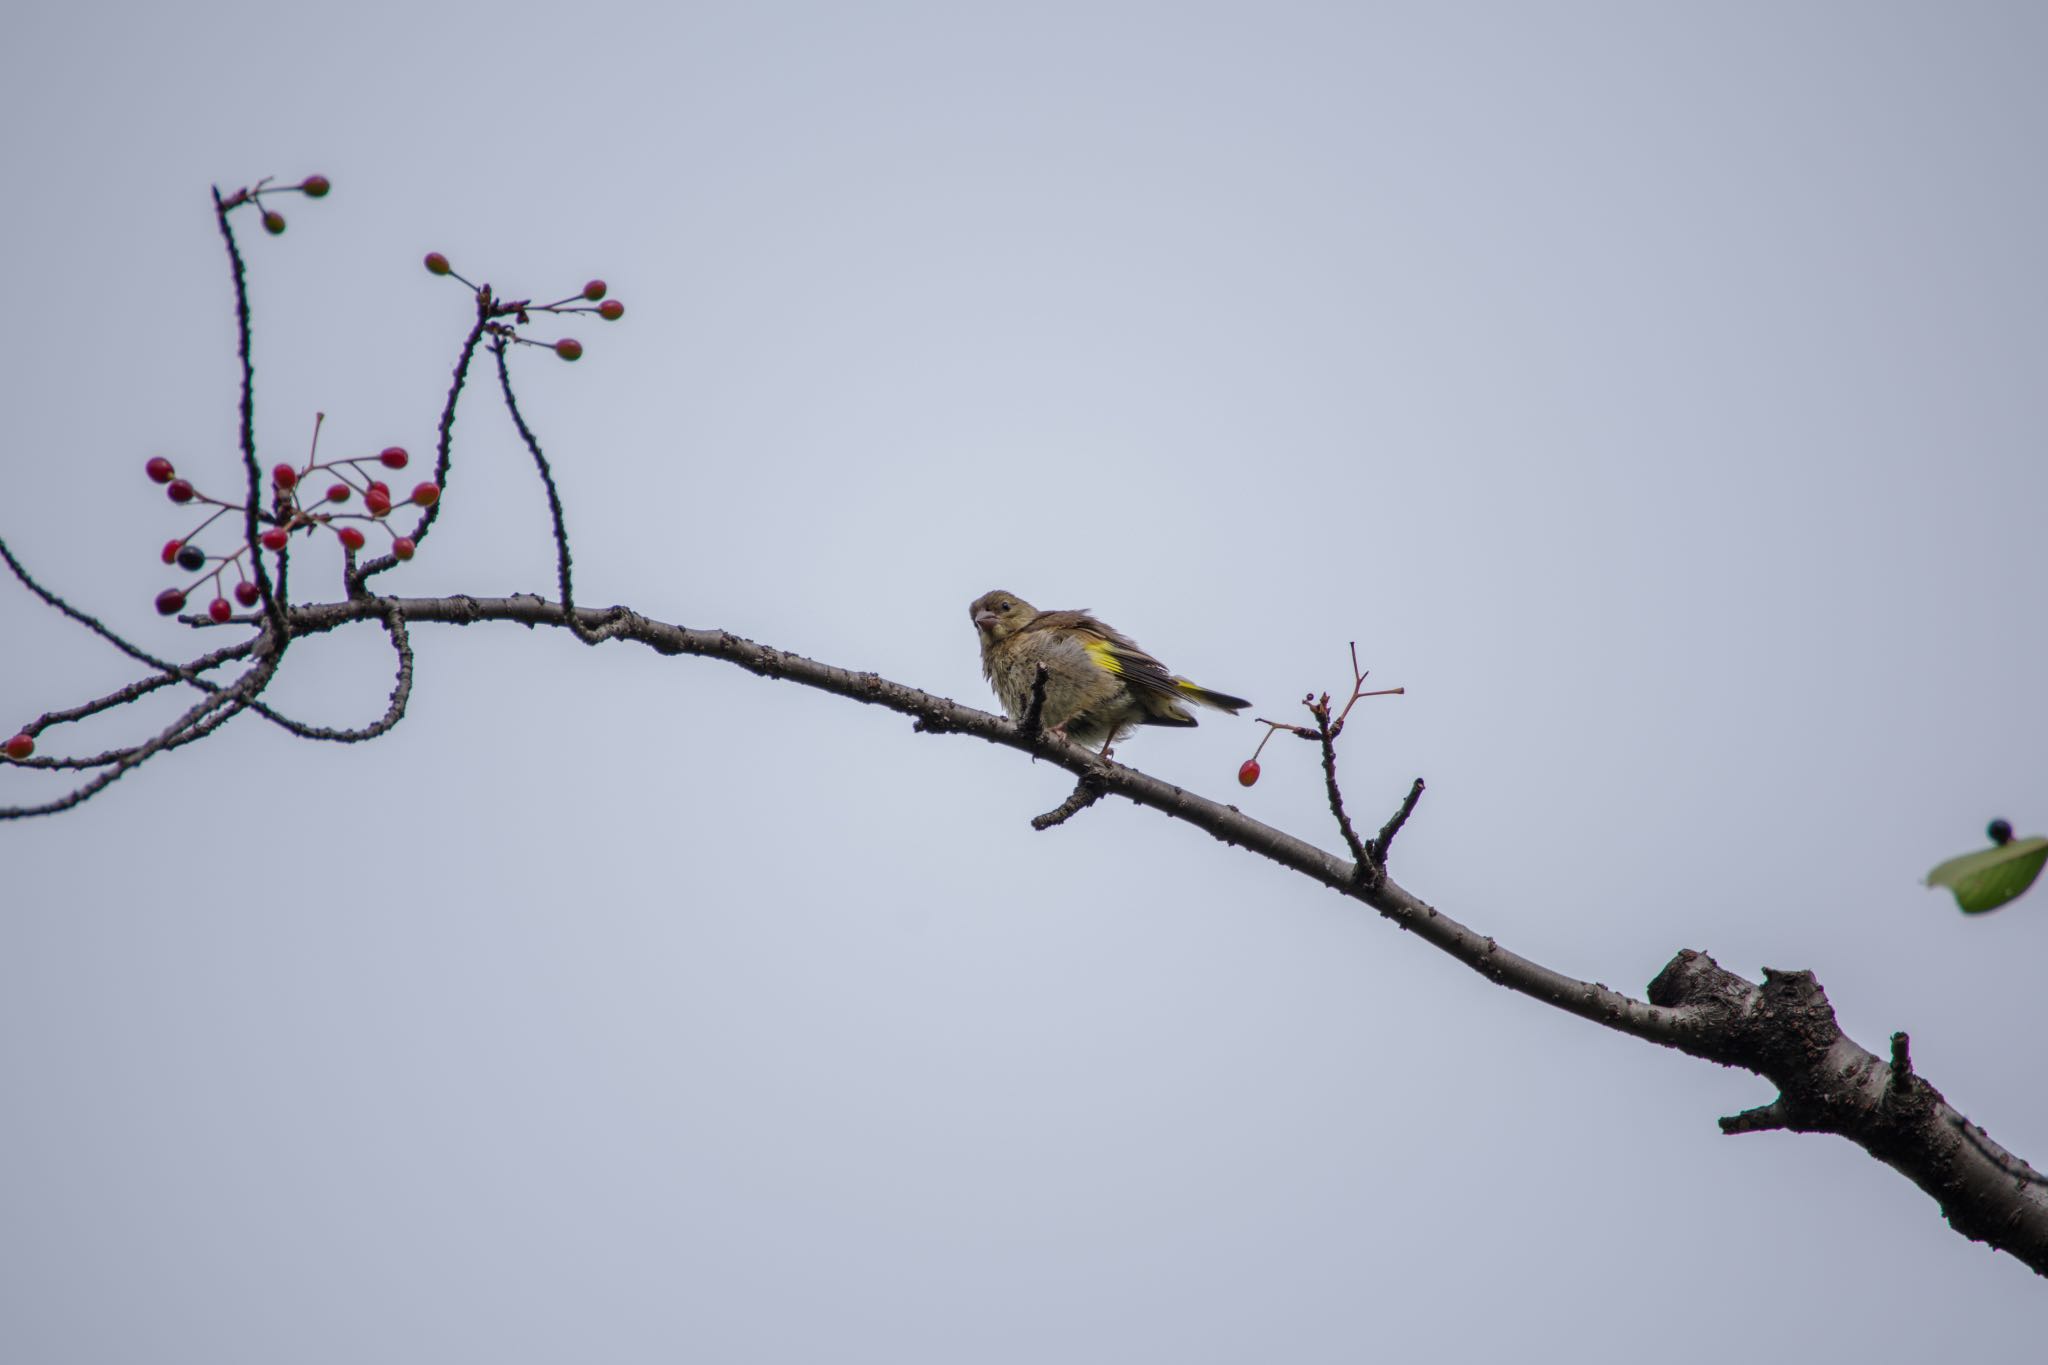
left=1927, top=836, right=2048, bottom=915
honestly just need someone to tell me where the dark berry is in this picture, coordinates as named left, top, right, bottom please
left=300, top=174, right=331, bottom=198
left=1989, top=819, right=2015, bottom=846
left=167, top=479, right=196, bottom=504
left=176, top=543, right=206, bottom=572
left=235, top=581, right=261, bottom=608
left=155, top=588, right=187, bottom=615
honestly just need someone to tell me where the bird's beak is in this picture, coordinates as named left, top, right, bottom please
left=973, top=611, right=999, bottom=631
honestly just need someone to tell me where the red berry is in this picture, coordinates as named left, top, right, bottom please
left=300, top=174, right=331, bottom=198
left=392, top=536, right=416, bottom=561
left=365, top=489, right=392, bottom=517
left=167, top=479, right=195, bottom=503
left=554, top=338, right=583, bottom=361
left=366, top=480, right=390, bottom=498
left=597, top=299, right=624, bottom=321
left=235, top=581, right=261, bottom=607
left=155, top=588, right=187, bottom=615
left=411, top=481, right=440, bottom=507
left=146, top=456, right=176, bottom=483
left=161, top=538, right=184, bottom=565
left=1237, top=759, right=1261, bottom=787
left=262, top=210, right=287, bottom=235
left=208, top=597, right=233, bottom=624
left=326, top=482, right=350, bottom=503
left=379, top=446, right=409, bottom=469
left=260, top=527, right=290, bottom=551
left=424, top=252, right=451, bottom=275
left=337, top=526, right=366, bottom=551
left=3, top=733, right=32, bottom=761
left=582, top=279, right=607, bottom=301
left=272, top=462, right=298, bottom=489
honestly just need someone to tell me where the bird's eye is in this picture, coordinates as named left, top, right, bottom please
left=998, top=601, right=1012, bottom=611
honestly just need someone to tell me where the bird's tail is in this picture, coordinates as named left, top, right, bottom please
left=1174, top=678, right=1251, bottom=714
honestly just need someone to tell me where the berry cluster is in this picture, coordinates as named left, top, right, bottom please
left=145, top=440, right=436, bottom=619
left=218, top=173, right=331, bottom=237
left=422, top=253, right=624, bottom=360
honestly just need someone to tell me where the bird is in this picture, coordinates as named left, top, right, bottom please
left=969, top=589, right=1251, bottom=753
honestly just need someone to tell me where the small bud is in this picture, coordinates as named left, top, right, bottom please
left=379, top=446, right=409, bottom=470
left=3, top=733, right=33, bottom=761
left=272, top=462, right=298, bottom=489
left=155, top=587, right=187, bottom=616
left=338, top=526, right=366, bottom=551
left=424, top=252, right=451, bottom=275
left=262, top=210, right=287, bottom=235
left=146, top=456, right=176, bottom=483
left=234, top=581, right=261, bottom=608
left=411, top=482, right=440, bottom=507
left=208, top=597, right=233, bottom=624
left=299, top=174, right=331, bottom=198
left=260, top=528, right=290, bottom=551
left=167, top=479, right=196, bottom=504
left=598, top=299, right=624, bottom=321
left=176, top=543, right=207, bottom=572
left=554, top=338, right=583, bottom=361
left=392, top=536, right=416, bottom=561
left=582, top=279, right=607, bottom=301
left=1237, top=759, right=1261, bottom=787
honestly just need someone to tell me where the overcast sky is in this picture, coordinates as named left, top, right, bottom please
left=4, top=3, right=2046, bottom=1359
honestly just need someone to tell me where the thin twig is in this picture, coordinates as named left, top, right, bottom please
left=1032, top=772, right=1104, bottom=831
left=491, top=338, right=623, bottom=644
left=211, top=186, right=288, bottom=643
left=354, top=306, right=491, bottom=588
left=0, top=657, right=277, bottom=818
left=1315, top=701, right=1371, bottom=873
left=1366, top=778, right=1426, bottom=869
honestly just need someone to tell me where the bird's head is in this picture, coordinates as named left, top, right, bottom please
left=969, top=590, right=1035, bottom=643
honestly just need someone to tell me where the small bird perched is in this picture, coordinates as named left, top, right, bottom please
left=969, top=589, right=1251, bottom=752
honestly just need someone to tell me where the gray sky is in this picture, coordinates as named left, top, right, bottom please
left=4, top=2, right=2046, bottom=1359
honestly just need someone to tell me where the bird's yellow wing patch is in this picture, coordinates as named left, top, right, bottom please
left=1083, top=639, right=1126, bottom=675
